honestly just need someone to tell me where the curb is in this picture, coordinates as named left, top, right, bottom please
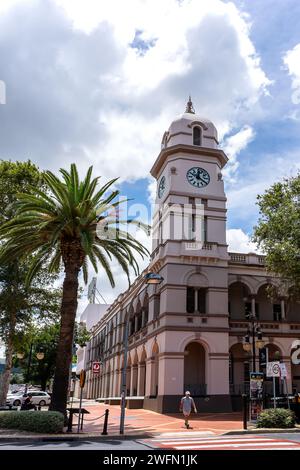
left=1, top=427, right=300, bottom=442
left=223, top=428, right=300, bottom=435
left=0, top=433, right=155, bottom=442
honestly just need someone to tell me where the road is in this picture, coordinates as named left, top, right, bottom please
left=1, top=433, right=300, bottom=450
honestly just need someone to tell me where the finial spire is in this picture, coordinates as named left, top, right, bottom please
left=185, top=95, right=195, bottom=114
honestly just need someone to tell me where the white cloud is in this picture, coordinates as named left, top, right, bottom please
left=283, top=43, right=300, bottom=104
left=226, top=150, right=300, bottom=229
left=226, top=228, right=260, bottom=253
left=0, top=0, right=270, bottom=183
left=222, top=125, right=255, bottom=182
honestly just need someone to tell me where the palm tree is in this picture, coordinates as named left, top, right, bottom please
left=0, top=164, right=149, bottom=416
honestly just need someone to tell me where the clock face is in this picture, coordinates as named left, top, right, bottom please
left=186, top=167, right=210, bottom=188
left=158, top=176, right=166, bottom=198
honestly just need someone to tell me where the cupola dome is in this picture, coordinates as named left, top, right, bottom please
left=161, top=97, right=218, bottom=150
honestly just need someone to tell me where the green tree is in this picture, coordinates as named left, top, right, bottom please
left=17, top=322, right=60, bottom=392
left=74, top=322, right=90, bottom=348
left=0, top=164, right=148, bottom=417
left=0, top=160, right=60, bottom=406
left=253, top=175, right=300, bottom=294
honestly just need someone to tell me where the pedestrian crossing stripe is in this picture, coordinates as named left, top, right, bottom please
left=141, top=435, right=300, bottom=450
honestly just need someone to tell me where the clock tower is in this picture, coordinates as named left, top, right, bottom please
left=151, top=97, right=228, bottom=262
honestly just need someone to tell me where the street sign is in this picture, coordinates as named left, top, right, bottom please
left=266, top=361, right=280, bottom=377
left=79, top=369, right=86, bottom=388
left=92, top=361, right=101, bottom=374
left=279, top=363, right=288, bottom=378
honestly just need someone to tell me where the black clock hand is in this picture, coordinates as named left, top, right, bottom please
left=198, top=176, right=207, bottom=184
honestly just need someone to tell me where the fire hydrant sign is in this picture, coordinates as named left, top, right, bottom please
left=266, top=361, right=280, bottom=377
left=92, top=361, right=101, bottom=374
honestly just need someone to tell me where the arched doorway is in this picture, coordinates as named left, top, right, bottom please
left=184, top=342, right=206, bottom=396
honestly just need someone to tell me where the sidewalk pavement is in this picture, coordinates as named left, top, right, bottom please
left=0, top=401, right=299, bottom=440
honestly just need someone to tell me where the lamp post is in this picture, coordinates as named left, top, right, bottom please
left=119, top=271, right=164, bottom=435
left=18, top=344, right=44, bottom=393
left=242, top=313, right=264, bottom=372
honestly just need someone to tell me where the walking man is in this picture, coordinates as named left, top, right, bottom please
left=180, top=391, right=197, bottom=429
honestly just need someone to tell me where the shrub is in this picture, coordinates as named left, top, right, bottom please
left=256, top=408, right=296, bottom=429
left=0, top=411, right=64, bottom=433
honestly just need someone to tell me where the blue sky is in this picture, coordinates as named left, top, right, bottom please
left=1, top=0, right=300, bottom=303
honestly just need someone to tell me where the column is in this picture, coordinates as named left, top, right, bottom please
left=145, top=358, right=155, bottom=397
left=141, top=309, right=145, bottom=328
left=114, top=369, right=121, bottom=396
left=134, top=315, right=138, bottom=333
left=131, top=365, right=138, bottom=396
left=137, top=363, right=146, bottom=396
left=208, top=353, right=230, bottom=395
left=156, top=354, right=184, bottom=396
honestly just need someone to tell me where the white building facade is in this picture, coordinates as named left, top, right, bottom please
left=80, top=100, right=300, bottom=413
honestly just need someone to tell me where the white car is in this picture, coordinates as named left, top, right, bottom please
left=6, top=391, right=51, bottom=407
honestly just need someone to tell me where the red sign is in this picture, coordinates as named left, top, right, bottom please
left=92, top=361, right=101, bottom=374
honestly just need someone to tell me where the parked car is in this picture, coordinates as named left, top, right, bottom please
left=6, top=391, right=51, bottom=407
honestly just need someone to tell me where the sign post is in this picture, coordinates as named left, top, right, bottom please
left=266, top=361, right=280, bottom=409
left=77, top=369, right=86, bottom=433
left=279, top=363, right=290, bottom=409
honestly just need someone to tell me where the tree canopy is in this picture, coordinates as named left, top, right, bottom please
left=253, top=174, right=300, bottom=294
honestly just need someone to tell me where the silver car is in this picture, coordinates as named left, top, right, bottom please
left=6, top=391, right=51, bottom=407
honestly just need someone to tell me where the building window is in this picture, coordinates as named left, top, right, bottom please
left=198, top=289, right=206, bottom=314
left=154, top=294, right=160, bottom=319
left=273, top=304, right=282, bottom=321
left=189, top=214, right=196, bottom=240
left=193, top=126, right=201, bottom=146
left=186, top=287, right=195, bottom=313
left=201, top=216, right=207, bottom=242
left=186, top=287, right=206, bottom=314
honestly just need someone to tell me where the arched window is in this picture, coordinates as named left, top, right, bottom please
left=193, top=126, right=201, bottom=146
left=187, top=287, right=195, bottom=313
left=186, top=287, right=206, bottom=314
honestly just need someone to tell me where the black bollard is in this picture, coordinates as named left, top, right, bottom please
left=101, top=409, right=109, bottom=435
left=242, top=394, right=248, bottom=430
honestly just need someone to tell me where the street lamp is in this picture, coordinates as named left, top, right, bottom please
left=119, top=271, right=164, bottom=435
left=18, top=345, right=45, bottom=393
left=242, top=314, right=264, bottom=372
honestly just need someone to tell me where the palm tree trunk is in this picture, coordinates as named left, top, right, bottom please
left=0, top=311, right=16, bottom=406
left=49, top=265, right=79, bottom=417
